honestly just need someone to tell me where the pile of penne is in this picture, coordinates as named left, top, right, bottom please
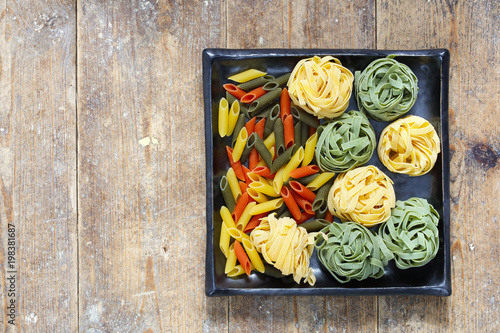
left=217, top=69, right=337, bottom=278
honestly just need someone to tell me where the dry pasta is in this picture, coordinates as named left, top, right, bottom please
left=228, top=69, right=267, bottom=83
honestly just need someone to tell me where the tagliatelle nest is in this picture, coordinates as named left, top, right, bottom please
left=287, top=56, right=354, bottom=119
left=327, top=165, right=396, bottom=227
left=378, top=115, right=441, bottom=176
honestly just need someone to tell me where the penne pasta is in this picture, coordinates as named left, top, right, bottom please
left=227, top=264, right=249, bottom=277
left=224, top=83, right=247, bottom=99
left=249, top=198, right=284, bottom=215
left=225, top=146, right=245, bottom=181
left=227, top=100, right=240, bottom=136
left=233, top=240, right=252, bottom=275
left=272, top=166, right=285, bottom=195
left=227, top=227, right=251, bottom=243
left=220, top=206, right=237, bottom=229
left=271, top=145, right=295, bottom=174
left=229, top=69, right=267, bottom=83
left=236, top=201, right=256, bottom=231
left=241, top=86, right=267, bottom=104
left=238, top=75, right=275, bottom=91
left=302, top=132, right=318, bottom=167
left=242, top=238, right=265, bottom=273
left=263, top=104, right=281, bottom=138
left=220, top=176, right=236, bottom=212
left=306, top=172, right=335, bottom=191
left=289, top=181, right=316, bottom=202
left=247, top=188, right=269, bottom=204
left=280, top=87, right=291, bottom=119
left=312, top=178, right=335, bottom=211
left=263, top=132, right=275, bottom=150
left=282, top=146, right=305, bottom=182
left=218, top=98, right=229, bottom=137
left=226, top=167, right=242, bottom=201
left=294, top=120, right=302, bottom=148
left=274, top=117, right=286, bottom=156
left=232, top=128, right=249, bottom=163
left=283, top=114, right=294, bottom=150
left=254, top=135, right=273, bottom=168
left=225, top=243, right=238, bottom=274
left=249, top=88, right=282, bottom=114
left=291, top=106, right=319, bottom=128
left=239, top=132, right=256, bottom=164
left=249, top=181, right=280, bottom=197
left=231, top=114, right=246, bottom=148
left=219, top=222, right=230, bottom=258
left=280, top=186, right=301, bottom=220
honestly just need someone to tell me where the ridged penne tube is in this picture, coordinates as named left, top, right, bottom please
left=249, top=181, right=280, bottom=197
left=249, top=198, right=284, bottom=215
left=282, top=146, right=304, bottom=182
left=306, top=172, right=335, bottom=191
left=263, top=105, right=281, bottom=138
left=254, top=135, right=273, bottom=168
left=227, top=227, right=251, bottom=242
left=247, top=188, right=269, bottom=204
left=220, top=206, right=237, bottom=229
left=228, top=69, right=267, bottom=83
left=249, top=88, right=282, bottom=114
left=219, top=222, right=230, bottom=258
left=227, top=265, right=246, bottom=277
left=232, top=128, right=248, bottom=162
left=236, top=201, right=256, bottom=231
left=220, top=176, right=236, bottom=211
left=270, top=145, right=295, bottom=173
left=237, top=75, right=275, bottom=91
left=247, top=172, right=272, bottom=186
left=273, top=166, right=286, bottom=194
left=226, top=167, right=242, bottom=201
left=242, top=238, right=265, bottom=273
left=225, top=243, right=237, bottom=274
left=227, top=100, right=240, bottom=136
left=231, top=114, right=246, bottom=148
left=302, top=132, right=318, bottom=167
left=263, top=132, right=275, bottom=150
left=218, top=98, right=229, bottom=137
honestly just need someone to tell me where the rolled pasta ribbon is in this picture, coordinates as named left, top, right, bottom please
left=314, top=222, right=393, bottom=283
left=378, top=115, right=441, bottom=176
left=315, top=110, right=376, bottom=173
left=287, top=56, right=354, bottom=119
left=355, top=55, right=418, bottom=121
left=379, top=197, right=440, bottom=269
left=328, top=166, right=395, bottom=227
left=250, top=213, right=317, bottom=285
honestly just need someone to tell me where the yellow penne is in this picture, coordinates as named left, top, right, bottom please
left=227, top=264, right=255, bottom=277
left=249, top=181, right=280, bottom=197
left=269, top=146, right=275, bottom=160
left=236, top=201, right=256, bottom=231
left=273, top=166, right=286, bottom=194
left=247, top=172, right=272, bottom=186
left=218, top=98, right=229, bottom=137
left=242, top=238, right=265, bottom=273
left=306, top=172, right=336, bottom=191
left=225, top=243, right=237, bottom=274
left=227, top=227, right=251, bottom=242
left=232, top=128, right=248, bottom=162
left=247, top=188, right=269, bottom=204
left=220, top=206, right=237, bottom=229
left=249, top=198, right=284, bottom=215
left=219, top=222, right=230, bottom=258
left=227, top=100, right=240, bottom=136
left=282, top=146, right=305, bottom=182
left=302, top=132, right=318, bottom=166
left=255, top=159, right=267, bottom=168
left=228, top=69, right=267, bottom=83
left=263, top=132, right=275, bottom=150
left=226, top=167, right=242, bottom=201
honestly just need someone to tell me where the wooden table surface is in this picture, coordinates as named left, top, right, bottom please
left=0, top=0, right=498, bottom=332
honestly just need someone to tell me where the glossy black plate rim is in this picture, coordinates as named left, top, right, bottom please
left=203, top=48, right=451, bottom=297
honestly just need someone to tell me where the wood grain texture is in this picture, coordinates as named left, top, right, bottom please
left=0, top=0, right=77, bottom=332
left=226, top=1, right=377, bottom=332
left=77, top=0, right=227, bottom=332
left=377, top=0, right=500, bottom=331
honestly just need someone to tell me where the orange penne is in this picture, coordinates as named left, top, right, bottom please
left=223, top=83, right=247, bottom=99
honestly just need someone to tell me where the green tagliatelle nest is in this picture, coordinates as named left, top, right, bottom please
left=355, top=55, right=419, bottom=121
left=315, top=110, right=376, bottom=173
left=315, top=222, right=393, bottom=283
left=379, top=197, right=440, bottom=269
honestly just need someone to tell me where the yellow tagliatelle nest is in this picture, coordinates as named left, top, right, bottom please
left=250, top=214, right=317, bottom=285
left=328, top=166, right=396, bottom=227
left=287, top=56, right=354, bottom=119
left=378, top=115, right=441, bottom=176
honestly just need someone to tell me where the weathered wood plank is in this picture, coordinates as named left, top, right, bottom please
left=0, top=0, right=77, bottom=332
left=226, top=1, right=377, bottom=332
left=77, top=0, right=227, bottom=332
left=377, top=0, right=500, bottom=331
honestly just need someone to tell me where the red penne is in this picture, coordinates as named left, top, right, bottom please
left=280, top=186, right=302, bottom=220
left=232, top=192, right=250, bottom=222
left=234, top=240, right=252, bottom=275
left=243, top=213, right=267, bottom=233
left=283, top=114, right=295, bottom=150
left=226, top=146, right=246, bottom=181
left=289, top=165, right=320, bottom=179
left=244, top=117, right=256, bottom=134
left=324, top=209, right=334, bottom=223
left=290, top=189, right=314, bottom=215
left=240, top=86, right=267, bottom=104
left=223, top=83, right=247, bottom=99
left=239, top=181, right=249, bottom=194
left=289, top=180, right=316, bottom=202
left=296, top=211, right=315, bottom=224
left=249, top=149, right=259, bottom=170
left=242, top=165, right=253, bottom=185
left=255, top=118, right=266, bottom=139
left=252, top=166, right=274, bottom=178
left=280, top=88, right=291, bottom=120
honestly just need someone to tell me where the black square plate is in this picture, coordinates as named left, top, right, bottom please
left=203, top=49, right=451, bottom=296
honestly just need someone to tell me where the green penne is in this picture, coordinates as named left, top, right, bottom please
left=220, top=176, right=236, bottom=211
left=294, top=121, right=302, bottom=148
left=301, top=121, right=310, bottom=147
left=231, top=114, right=246, bottom=148
left=254, top=135, right=273, bottom=168
left=237, top=75, right=275, bottom=91
left=264, top=104, right=280, bottom=138
left=291, top=106, right=319, bottom=128
left=312, top=178, right=335, bottom=211
left=270, top=145, right=295, bottom=173
left=254, top=104, right=274, bottom=118
left=248, top=87, right=282, bottom=114
left=262, top=72, right=291, bottom=91
left=278, top=209, right=293, bottom=219
left=300, top=219, right=331, bottom=233
left=273, top=117, right=286, bottom=156
left=240, top=132, right=256, bottom=164
left=292, top=173, right=319, bottom=185
left=314, top=201, right=328, bottom=219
